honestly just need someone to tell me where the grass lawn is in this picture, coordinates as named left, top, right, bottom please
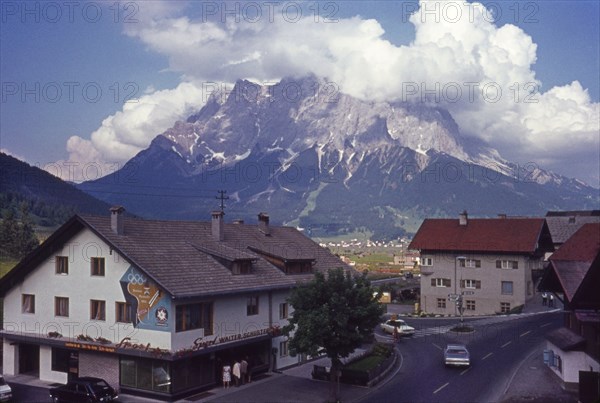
left=350, top=253, right=393, bottom=264
left=0, top=259, right=17, bottom=277
left=344, top=354, right=387, bottom=371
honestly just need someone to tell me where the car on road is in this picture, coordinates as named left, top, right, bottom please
left=0, top=376, right=12, bottom=402
left=380, top=319, right=415, bottom=336
left=443, top=343, right=471, bottom=367
left=49, top=377, right=118, bottom=403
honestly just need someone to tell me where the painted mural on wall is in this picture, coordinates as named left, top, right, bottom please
left=120, top=266, right=171, bottom=331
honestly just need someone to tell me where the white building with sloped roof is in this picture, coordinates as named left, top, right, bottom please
left=0, top=207, right=349, bottom=400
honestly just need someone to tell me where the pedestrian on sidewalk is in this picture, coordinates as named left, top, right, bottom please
left=542, top=292, right=547, bottom=306
left=549, top=294, right=554, bottom=307
left=233, top=360, right=241, bottom=387
left=246, top=356, right=253, bottom=383
left=240, top=357, right=248, bottom=385
left=393, top=326, right=399, bottom=342
left=222, top=363, right=231, bottom=388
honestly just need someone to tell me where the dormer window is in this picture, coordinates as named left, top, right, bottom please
left=232, top=260, right=252, bottom=275
left=247, top=247, right=315, bottom=275
left=192, top=243, right=256, bottom=275
left=284, top=260, right=313, bottom=274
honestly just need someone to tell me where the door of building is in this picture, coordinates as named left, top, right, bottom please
left=18, top=344, right=40, bottom=374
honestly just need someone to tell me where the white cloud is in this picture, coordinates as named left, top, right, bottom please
left=65, top=0, right=599, bottom=185
left=64, top=81, right=207, bottom=178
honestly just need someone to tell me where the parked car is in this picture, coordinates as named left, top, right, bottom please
left=49, top=377, right=118, bottom=403
left=0, top=376, right=12, bottom=402
left=443, top=343, right=471, bottom=367
left=380, top=319, right=415, bottom=336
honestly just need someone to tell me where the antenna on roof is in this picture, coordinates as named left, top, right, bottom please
left=216, top=190, right=229, bottom=213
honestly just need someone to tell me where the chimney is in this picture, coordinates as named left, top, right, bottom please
left=459, top=210, right=468, bottom=226
left=110, top=206, right=125, bottom=235
left=258, top=212, right=270, bottom=235
left=211, top=211, right=225, bottom=241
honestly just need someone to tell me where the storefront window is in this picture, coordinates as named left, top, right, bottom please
left=120, top=357, right=171, bottom=393
left=171, top=355, right=214, bottom=393
left=51, top=348, right=70, bottom=373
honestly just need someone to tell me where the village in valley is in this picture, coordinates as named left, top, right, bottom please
left=1, top=1, right=599, bottom=402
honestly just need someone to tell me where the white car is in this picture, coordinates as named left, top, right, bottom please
left=380, top=319, right=415, bottom=336
left=0, top=376, right=12, bottom=402
left=444, top=344, right=471, bottom=367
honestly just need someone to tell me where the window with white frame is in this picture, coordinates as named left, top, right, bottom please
left=437, top=298, right=446, bottom=308
left=466, top=300, right=476, bottom=311
left=496, top=260, right=518, bottom=269
left=461, top=279, right=481, bottom=289
left=501, top=281, right=514, bottom=295
left=431, top=278, right=451, bottom=287
left=421, top=257, right=433, bottom=266
left=459, top=259, right=481, bottom=268
left=500, top=302, right=511, bottom=313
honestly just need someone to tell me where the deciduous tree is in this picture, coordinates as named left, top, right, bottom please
left=283, top=268, right=384, bottom=401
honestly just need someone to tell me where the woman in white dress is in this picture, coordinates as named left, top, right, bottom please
left=222, top=363, right=232, bottom=388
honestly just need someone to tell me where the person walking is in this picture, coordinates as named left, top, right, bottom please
left=222, top=363, right=231, bottom=388
left=246, top=356, right=253, bottom=383
left=240, top=357, right=248, bottom=385
left=233, top=360, right=241, bottom=387
left=542, top=292, right=547, bottom=306
left=549, top=294, right=554, bottom=307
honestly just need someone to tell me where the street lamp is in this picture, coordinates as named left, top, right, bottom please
left=455, top=256, right=466, bottom=319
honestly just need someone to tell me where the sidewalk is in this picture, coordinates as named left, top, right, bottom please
left=196, top=349, right=373, bottom=403
left=499, top=344, right=577, bottom=403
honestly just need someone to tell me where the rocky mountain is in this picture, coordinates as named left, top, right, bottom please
left=79, top=77, right=599, bottom=239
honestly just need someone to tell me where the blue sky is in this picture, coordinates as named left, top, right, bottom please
left=1, top=1, right=599, bottom=186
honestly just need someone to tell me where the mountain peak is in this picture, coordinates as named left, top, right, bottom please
left=79, top=77, right=599, bottom=239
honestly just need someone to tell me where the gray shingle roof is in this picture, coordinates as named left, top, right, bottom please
left=545, top=215, right=600, bottom=245
left=80, top=215, right=347, bottom=298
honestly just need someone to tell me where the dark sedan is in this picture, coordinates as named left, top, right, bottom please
left=49, top=377, right=118, bottom=403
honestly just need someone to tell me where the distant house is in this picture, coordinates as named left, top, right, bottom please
left=545, top=211, right=600, bottom=250
left=540, top=223, right=600, bottom=400
left=409, top=211, right=554, bottom=316
left=0, top=208, right=348, bottom=400
left=393, top=251, right=419, bottom=271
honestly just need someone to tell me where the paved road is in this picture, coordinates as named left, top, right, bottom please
left=9, top=382, right=51, bottom=402
left=362, top=312, right=562, bottom=403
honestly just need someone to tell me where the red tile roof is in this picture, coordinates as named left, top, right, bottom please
left=548, top=223, right=600, bottom=304
left=409, top=218, right=548, bottom=254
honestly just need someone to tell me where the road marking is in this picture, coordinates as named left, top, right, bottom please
left=433, top=382, right=449, bottom=394
left=520, top=330, right=532, bottom=337
left=482, top=352, right=493, bottom=360
left=460, top=368, right=470, bottom=376
left=501, top=341, right=512, bottom=348
left=541, top=322, right=552, bottom=328
left=432, top=343, right=442, bottom=351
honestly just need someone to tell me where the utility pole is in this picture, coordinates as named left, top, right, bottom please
left=216, top=190, right=229, bottom=213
